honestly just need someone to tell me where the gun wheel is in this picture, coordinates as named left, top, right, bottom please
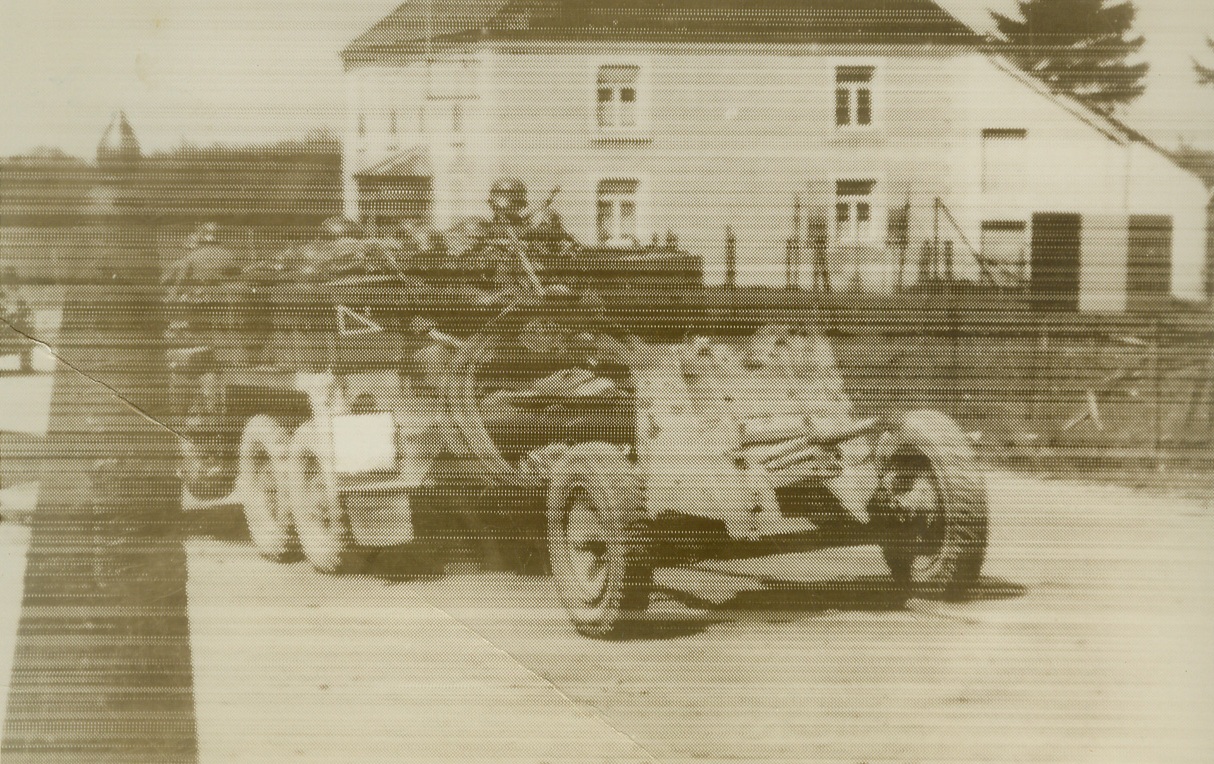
left=872, top=410, right=989, bottom=600
left=547, top=442, right=650, bottom=638
left=236, top=415, right=297, bottom=561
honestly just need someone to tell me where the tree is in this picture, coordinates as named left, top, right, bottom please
left=1196, top=36, right=1214, bottom=87
left=990, top=0, right=1149, bottom=112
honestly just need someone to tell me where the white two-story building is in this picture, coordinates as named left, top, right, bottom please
left=341, top=0, right=1208, bottom=311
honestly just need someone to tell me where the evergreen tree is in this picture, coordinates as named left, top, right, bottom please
left=990, top=0, right=1149, bottom=111
left=1196, top=36, right=1214, bottom=87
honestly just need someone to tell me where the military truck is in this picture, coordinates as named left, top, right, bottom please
left=166, top=216, right=987, bottom=638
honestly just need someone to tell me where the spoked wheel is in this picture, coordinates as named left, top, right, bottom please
left=871, top=410, right=989, bottom=600
left=236, top=415, right=297, bottom=561
left=285, top=420, right=364, bottom=574
left=548, top=442, right=651, bottom=638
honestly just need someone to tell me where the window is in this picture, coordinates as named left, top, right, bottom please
left=835, top=66, right=875, bottom=127
left=834, top=180, right=877, bottom=242
left=981, top=128, right=1028, bottom=195
left=597, top=179, right=639, bottom=246
left=981, top=220, right=1028, bottom=285
left=597, top=66, right=640, bottom=130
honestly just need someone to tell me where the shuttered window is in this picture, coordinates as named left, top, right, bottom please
left=835, top=66, right=875, bottom=127
left=597, top=179, right=640, bottom=246
left=835, top=179, right=877, bottom=242
left=597, top=66, right=640, bottom=129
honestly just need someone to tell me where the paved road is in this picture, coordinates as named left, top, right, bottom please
left=184, top=472, right=1213, bottom=763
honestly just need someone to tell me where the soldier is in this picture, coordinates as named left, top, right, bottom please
left=162, top=222, right=244, bottom=499
left=447, top=178, right=575, bottom=297
left=162, top=222, right=243, bottom=303
left=293, top=216, right=370, bottom=279
left=0, top=270, right=34, bottom=372
left=486, top=178, right=571, bottom=259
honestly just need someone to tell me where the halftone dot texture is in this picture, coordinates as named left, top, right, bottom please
left=0, top=0, right=1211, bottom=761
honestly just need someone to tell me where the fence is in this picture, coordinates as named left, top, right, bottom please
left=610, top=286, right=1213, bottom=472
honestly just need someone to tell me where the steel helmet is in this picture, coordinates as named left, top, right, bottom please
left=193, top=221, right=219, bottom=246
left=321, top=216, right=354, bottom=240
left=489, top=178, right=527, bottom=211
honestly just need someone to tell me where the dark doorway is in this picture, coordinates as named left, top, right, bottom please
left=1126, top=215, right=1172, bottom=313
left=1030, top=213, right=1082, bottom=311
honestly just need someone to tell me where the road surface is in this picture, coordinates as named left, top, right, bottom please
left=182, top=472, right=1213, bottom=763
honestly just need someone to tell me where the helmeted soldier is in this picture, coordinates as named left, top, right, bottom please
left=290, top=216, right=369, bottom=279
left=488, top=178, right=528, bottom=230
left=162, top=222, right=246, bottom=499
left=163, top=221, right=242, bottom=304
left=439, top=178, right=574, bottom=298
left=0, top=269, right=34, bottom=372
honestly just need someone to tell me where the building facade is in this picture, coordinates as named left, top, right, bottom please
left=341, top=0, right=1208, bottom=310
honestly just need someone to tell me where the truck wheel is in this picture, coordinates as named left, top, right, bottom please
left=286, top=420, right=362, bottom=574
left=547, top=442, right=651, bottom=638
left=872, top=410, right=988, bottom=600
left=236, top=416, right=297, bottom=561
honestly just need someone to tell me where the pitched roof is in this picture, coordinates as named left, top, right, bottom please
left=353, top=147, right=433, bottom=179
left=343, top=0, right=979, bottom=63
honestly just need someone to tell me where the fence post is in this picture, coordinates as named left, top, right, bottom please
left=1030, top=321, right=1045, bottom=471
left=724, top=225, right=737, bottom=290
left=1153, top=319, right=1162, bottom=472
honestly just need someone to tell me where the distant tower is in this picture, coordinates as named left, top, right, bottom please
left=88, top=111, right=142, bottom=218
left=85, top=111, right=151, bottom=281
left=96, top=111, right=142, bottom=177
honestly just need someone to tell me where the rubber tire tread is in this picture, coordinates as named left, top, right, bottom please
left=286, top=420, right=365, bottom=575
left=547, top=442, right=652, bottom=638
left=236, top=415, right=297, bottom=561
left=881, top=410, right=989, bottom=599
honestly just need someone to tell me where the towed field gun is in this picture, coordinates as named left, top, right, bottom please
left=165, top=188, right=988, bottom=638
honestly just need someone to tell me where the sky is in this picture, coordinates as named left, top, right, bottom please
left=1, top=0, right=1212, bottom=158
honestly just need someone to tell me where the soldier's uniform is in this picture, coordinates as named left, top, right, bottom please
left=443, top=179, right=574, bottom=294
left=293, top=217, right=371, bottom=280
left=163, top=222, right=245, bottom=498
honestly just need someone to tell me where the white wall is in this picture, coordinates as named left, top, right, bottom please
left=343, top=42, right=1208, bottom=303
left=954, top=55, right=1207, bottom=306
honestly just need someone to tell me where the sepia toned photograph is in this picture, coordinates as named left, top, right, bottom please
left=0, top=0, right=1211, bottom=761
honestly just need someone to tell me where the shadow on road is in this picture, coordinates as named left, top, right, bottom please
left=183, top=503, right=248, bottom=542
left=182, top=504, right=1028, bottom=641
left=623, top=574, right=1029, bottom=640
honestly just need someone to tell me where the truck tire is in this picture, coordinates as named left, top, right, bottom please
left=236, top=416, right=297, bottom=561
left=285, top=420, right=363, bottom=574
left=872, top=410, right=988, bottom=600
left=547, top=442, right=651, bottom=638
